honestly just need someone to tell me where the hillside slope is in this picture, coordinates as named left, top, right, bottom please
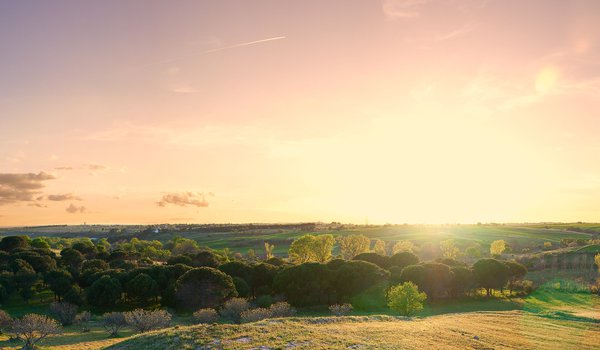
left=106, top=311, right=599, bottom=350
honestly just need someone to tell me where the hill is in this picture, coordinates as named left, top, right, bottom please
left=107, top=311, right=599, bottom=350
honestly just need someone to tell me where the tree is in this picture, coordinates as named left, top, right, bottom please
left=59, top=248, right=85, bottom=272
left=191, top=251, right=221, bottom=268
left=13, top=260, right=38, bottom=302
left=264, top=242, right=275, bottom=260
left=49, top=302, right=78, bottom=326
left=389, top=251, right=419, bottom=269
left=30, top=238, right=50, bottom=250
left=124, top=309, right=172, bottom=333
left=0, top=236, right=30, bottom=252
left=174, top=267, right=237, bottom=310
left=337, top=235, right=371, bottom=260
left=312, top=234, right=335, bottom=263
left=595, top=253, right=600, bottom=273
left=387, top=282, right=427, bottom=316
left=465, top=246, right=481, bottom=259
left=86, top=275, right=122, bottom=307
left=288, top=235, right=317, bottom=263
left=330, top=260, right=389, bottom=302
left=102, top=312, right=127, bottom=337
left=440, top=239, right=460, bottom=259
left=45, top=270, right=73, bottom=302
left=372, top=239, right=387, bottom=255
left=504, top=261, right=527, bottom=294
left=473, top=259, right=509, bottom=296
left=392, top=240, right=415, bottom=254
left=0, top=310, right=12, bottom=334
left=11, top=314, right=61, bottom=350
left=490, top=240, right=506, bottom=257
left=126, top=273, right=159, bottom=304
left=353, top=252, right=390, bottom=269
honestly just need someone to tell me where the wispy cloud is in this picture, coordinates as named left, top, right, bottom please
left=47, top=193, right=83, bottom=201
left=66, top=203, right=86, bottom=214
left=382, top=0, right=431, bottom=19
left=0, top=172, right=56, bottom=205
left=157, top=192, right=211, bottom=208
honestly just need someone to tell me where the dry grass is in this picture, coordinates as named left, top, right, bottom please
left=106, top=311, right=600, bottom=350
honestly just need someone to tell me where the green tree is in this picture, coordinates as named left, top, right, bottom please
left=387, top=282, right=427, bottom=316
left=86, top=275, right=122, bottom=307
left=473, top=258, right=509, bottom=296
left=312, top=234, right=335, bottom=263
left=392, top=240, right=415, bottom=254
left=174, top=267, right=237, bottom=310
left=440, top=239, right=460, bottom=259
left=372, top=239, right=387, bottom=255
left=288, top=235, right=317, bottom=263
left=337, top=235, right=371, bottom=260
left=504, top=261, right=527, bottom=294
left=490, top=240, right=506, bottom=257
left=126, top=273, right=159, bottom=305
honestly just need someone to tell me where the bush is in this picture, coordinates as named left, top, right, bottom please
left=11, top=314, right=61, bottom=350
left=254, top=294, right=274, bottom=308
left=124, top=309, right=172, bottom=333
left=269, top=302, right=296, bottom=318
left=329, top=303, right=353, bottom=316
left=74, top=311, right=91, bottom=332
left=192, top=308, right=219, bottom=324
left=240, top=308, right=272, bottom=323
left=387, top=282, right=427, bottom=316
left=219, top=297, right=250, bottom=324
left=0, top=310, right=12, bottom=333
left=102, top=312, right=127, bottom=337
left=49, top=302, right=78, bottom=326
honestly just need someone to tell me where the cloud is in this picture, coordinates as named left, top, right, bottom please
left=0, top=172, right=56, bottom=205
left=382, top=0, right=431, bottom=19
left=66, top=203, right=86, bottom=214
left=157, top=192, right=210, bottom=208
left=55, top=166, right=74, bottom=170
left=47, top=193, right=82, bottom=201
left=85, top=164, right=109, bottom=171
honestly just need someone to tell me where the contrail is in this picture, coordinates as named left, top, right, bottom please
left=136, top=36, right=286, bottom=69
left=205, top=36, right=286, bottom=53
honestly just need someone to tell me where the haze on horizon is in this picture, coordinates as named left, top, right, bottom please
left=1, top=0, right=600, bottom=226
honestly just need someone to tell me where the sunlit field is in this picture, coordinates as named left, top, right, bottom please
left=3, top=1, right=600, bottom=349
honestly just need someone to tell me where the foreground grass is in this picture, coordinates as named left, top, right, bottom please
left=106, top=311, right=599, bottom=350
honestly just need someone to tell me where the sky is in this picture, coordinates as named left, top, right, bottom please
left=1, top=0, right=600, bottom=226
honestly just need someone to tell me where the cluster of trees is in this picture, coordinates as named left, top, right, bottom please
left=0, top=234, right=536, bottom=313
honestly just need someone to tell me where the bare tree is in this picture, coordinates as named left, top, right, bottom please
left=0, top=310, right=12, bottom=334
left=11, top=314, right=61, bottom=350
left=102, top=312, right=127, bottom=337
left=124, top=309, right=172, bottom=333
left=74, top=311, right=91, bottom=332
left=49, top=301, right=78, bottom=326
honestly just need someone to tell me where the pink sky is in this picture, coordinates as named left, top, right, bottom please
left=1, top=0, right=600, bottom=225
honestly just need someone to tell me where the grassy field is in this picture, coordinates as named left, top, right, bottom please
left=2, top=223, right=596, bottom=256
left=105, top=311, right=600, bottom=350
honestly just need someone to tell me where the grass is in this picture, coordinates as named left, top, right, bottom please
left=105, top=311, right=600, bottom=350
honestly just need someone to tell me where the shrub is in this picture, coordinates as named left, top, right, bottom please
left=124, top=309, right=172, bottom=333
left=74, top=311, right=91, bottom=332
left=329, top=303, right=353, bottom=316
left=387, top=282, right=427, bottom=316
left=192, top=308, right=219, bottom=324
left=219, top=297, right=250, bottom=324
left=0, top=310, right=12, bottom=333
left=269, top=301, right=296, bottom=318
left=254, top=294, right=274, bottom=308
left=11, top=314, right=61, bottom=350
left=240, top=308, right=272, bottom=323
left=102, top=312, right=127, bottom=337
left=49, top=301, right=78, bottom=326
